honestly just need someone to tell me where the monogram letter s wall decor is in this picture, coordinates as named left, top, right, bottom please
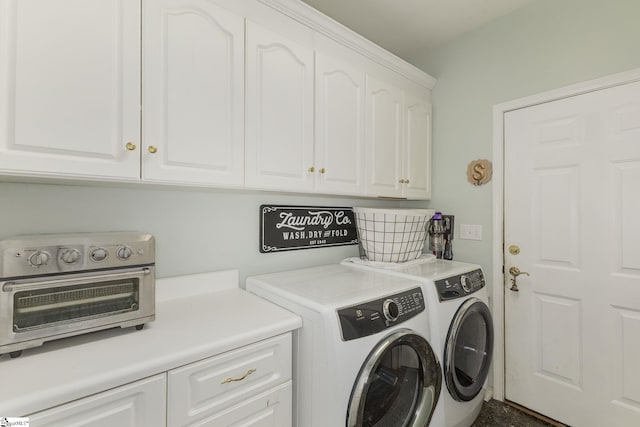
left=466, top=159, right=492, bottom=186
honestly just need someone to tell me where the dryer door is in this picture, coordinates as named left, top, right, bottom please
left=444, top=298, right=494, bottom=401
left=347, top=329, right=442, bottom=427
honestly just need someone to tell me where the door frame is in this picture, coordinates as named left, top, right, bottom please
left=490, top=67, right=640, bottom=401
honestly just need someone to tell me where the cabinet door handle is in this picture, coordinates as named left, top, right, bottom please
left=319, top=168, right=325, bottom=174
left=221, top=368, right=257, bottom=384
left=405, top=179, right=410, bottom=184
left=399, top=179, right=405, bottom=184
left=148, top=146, right=158, bottom=154
left=308, top=166, right=315, bottom=173
left=125, top=142, right=137, bottom=151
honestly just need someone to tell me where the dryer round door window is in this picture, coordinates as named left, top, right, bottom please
left=347, top=329, right=442, bottom=427
left=444, top=298, right=494, bottom=402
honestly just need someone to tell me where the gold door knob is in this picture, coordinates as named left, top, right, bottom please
left=508, top=266, right=530, bottom=291
left=405, top=179, right=410, bottom=184
left=308, top=166, right=315, bottom=173
left=148, top=146, right=158, bottom=154
left=125, top=142, right=137, bottom=151
left=399, top=179, right=406, bottom=184
left=319, top=168, right=325, bottom=174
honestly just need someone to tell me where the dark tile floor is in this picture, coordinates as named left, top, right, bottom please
left=472, top=400, right=556, bottom=427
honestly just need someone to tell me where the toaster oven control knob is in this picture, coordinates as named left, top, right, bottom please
left=90, top=247, right=108, bottom=262
left=60, top=248, right=81, bottom=264
left=116, top=246, right=133, bottom=260
left=383, top=299, right=400, bottom=322
left=28, top=250, right=51, bottom=267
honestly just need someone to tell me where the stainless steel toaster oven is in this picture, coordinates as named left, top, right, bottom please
left=0, top=232, right=155, bottom=358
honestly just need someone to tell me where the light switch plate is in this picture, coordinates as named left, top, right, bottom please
left=460, top=224, right=482, bottom=240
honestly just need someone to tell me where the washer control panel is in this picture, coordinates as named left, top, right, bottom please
left=337, top=287, right=425, bottom=341
left=434, top=269, right=485, bottom=301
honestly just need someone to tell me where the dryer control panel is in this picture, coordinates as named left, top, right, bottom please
left=434, top=269, right=485, bottom=301
left=337, top=287, right=425, bottom=341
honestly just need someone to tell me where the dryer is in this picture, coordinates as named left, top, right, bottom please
left=246, top=264, right=445, bottom=427
left=342, top=259, right=493, bottom=427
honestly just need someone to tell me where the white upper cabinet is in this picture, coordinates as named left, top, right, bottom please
left=143, top=0, right=244, bottom=186
left=315, top=53, right=366, bottom=196
left=0, top=0, right=141, bottom=179
left=0, top=0, right=434, bottom=197
left=365, top=77, right=432, bottom=200
left=365, top=76, right=404, bottom=198
left=404, top=92, right=432, bottom=199
left=245, top=20, right=315, bottom=192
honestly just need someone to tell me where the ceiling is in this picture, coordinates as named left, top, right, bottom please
left=299, top=0, right=536, bottom=61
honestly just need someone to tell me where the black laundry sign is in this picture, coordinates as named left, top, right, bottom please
left=260, top=205, right=358, bottom=253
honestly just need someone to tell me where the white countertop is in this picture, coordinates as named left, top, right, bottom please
left=0, top=270, right=302, bottom=416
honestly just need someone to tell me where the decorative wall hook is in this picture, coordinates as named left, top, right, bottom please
left=466, top=159, right=492, bottom=186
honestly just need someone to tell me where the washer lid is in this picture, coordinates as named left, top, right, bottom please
left=342, top=258, right=482, bottom=282
left=246, top=264, right=422, bottom=311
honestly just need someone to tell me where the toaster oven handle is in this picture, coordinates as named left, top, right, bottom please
left=1, top=267, right=152, bottom=293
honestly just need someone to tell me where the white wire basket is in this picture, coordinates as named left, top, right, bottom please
left=353, top=207, right=435, bottom=263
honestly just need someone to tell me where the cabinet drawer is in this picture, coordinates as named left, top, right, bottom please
left=28, top=374, right=166, bottom=427
left=184, top=381, right=292, bottom=427
left=168, top=333, right=291, bottom=426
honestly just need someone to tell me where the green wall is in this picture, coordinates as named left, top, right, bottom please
left=0, top=181, right=423, bottom=282
left=410, top=0, right=640, bottom=288
left=4, top=0, right=640, bottom=287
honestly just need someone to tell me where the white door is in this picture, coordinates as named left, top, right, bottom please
left=245, top=21, right=314, bottom=192
left=0, top=0, right=140, bottom=179
left=315, top=53, right=365, bottom=196
left=365, top=76, right=403, bottom=198
left=504, top=80, right=640, bottom=426
left=143, top=0, right=244, bottom=186
left=404, top=93, right=432, bottom=200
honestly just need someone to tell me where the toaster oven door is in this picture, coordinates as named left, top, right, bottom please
left=0, top=266, right=154, bottom=352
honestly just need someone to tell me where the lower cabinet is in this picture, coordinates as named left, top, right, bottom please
left=28, top=375, right=167, bottom=427
left=175, top=382, right=292, bottom=427
left=167, top=333, right=292, bottom=426
left=26, top=333, right=293, bottom=427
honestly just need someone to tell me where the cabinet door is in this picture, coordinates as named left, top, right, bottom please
left=404, top=93, right=432, bottom=199
left=28, top=375, right=166, bottom=427
left=179, top=382, right=292, bottom=427
left=245, top=21, right=314, bottom=192
left=0, top=0, right=140, bottom=179
left=143, top=0, right=244, bottom=186
left=167, top=333, right=291, bottom=426
left=315, top=53, right=365, bottom=196
left=365, top=76, right=403, bottom=198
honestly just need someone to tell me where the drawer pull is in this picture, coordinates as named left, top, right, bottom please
left=221, top=368, right=257, bottom=384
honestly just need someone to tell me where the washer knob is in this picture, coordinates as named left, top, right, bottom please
left=461, top=275, right=472, bottom=293
left=28, top=250, right=51, bottom=267
left=60, top=248, right=81, bottom=264
left=383, top=299, right=400, bottom=322
left=90, top=247, right=108, bottom=262
left=116, top=246, right=133, bottom=260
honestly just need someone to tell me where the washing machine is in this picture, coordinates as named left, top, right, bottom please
left=342, top=258, right=494, bottom=427
left=246, top=264, right=445, bottom=427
